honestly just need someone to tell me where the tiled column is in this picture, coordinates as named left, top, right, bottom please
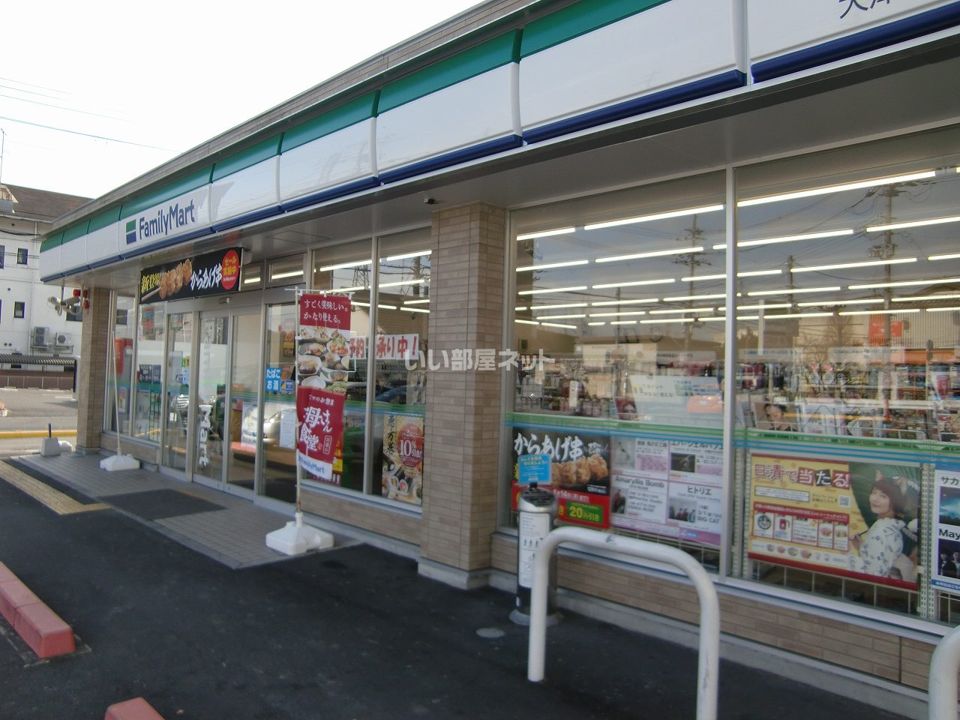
left=75, top=287, right=111, bottom=452
left=419, top=203, right=506, bottom=589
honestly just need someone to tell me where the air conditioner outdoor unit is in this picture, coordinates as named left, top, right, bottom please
left=55, top=333, right=70, bottom=346
left=31, top=327, right=50, bottom=347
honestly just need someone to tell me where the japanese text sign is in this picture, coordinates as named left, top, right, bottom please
left=299, top=293, right=351, bottom=330
left=296, top=387, right=344, bottom=481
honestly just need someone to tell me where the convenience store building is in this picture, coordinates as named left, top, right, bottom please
left=40, top=0, right=960, bottom=708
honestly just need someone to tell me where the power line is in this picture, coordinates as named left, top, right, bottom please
left=0, top=83, right=65, bottom=101
left=0, top=93, right=126, bottom=121
left=0, top=76, right=68, bottom=96
left=0, top=115, right=169, bottom=151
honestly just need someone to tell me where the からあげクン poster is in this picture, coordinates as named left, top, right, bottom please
left=748, top=453, right=920, bottom=589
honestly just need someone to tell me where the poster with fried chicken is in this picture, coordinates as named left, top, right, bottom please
left=139, top=248, right=242, bottom=304
left=512, top=427, right=610, bottom=528
left=609, top=438, right=723, bottom=546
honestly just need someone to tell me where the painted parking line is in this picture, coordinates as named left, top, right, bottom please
left=0, top=430, right=77, bottom=439
left=0, top=461, right=107, bottom=516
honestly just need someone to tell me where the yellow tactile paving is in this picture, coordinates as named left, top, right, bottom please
left=0, top=461, right=108, bottom=516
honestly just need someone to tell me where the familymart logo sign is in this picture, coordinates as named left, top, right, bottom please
left=124, top=193, right=204, bottom=245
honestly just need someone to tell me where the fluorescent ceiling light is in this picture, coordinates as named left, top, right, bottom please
left=517, top=228, right=576, bottom=241
left=384, top=250, right=431, bottom=262
left=242, top=276, right=261, bottom=285
left=515, top=319, right=540, bottom=326
left=516, top=259, right=589, bottom=272
left=867, top=215, right=960, bottom=233
left=662, top=293, right=727, bottom=302
left=648, top=307, right=715, bottom=315
left=849, top=276, right=960, bottom=290
left=748, top=286, right=841, bottom=296
left=928, top=306, right=960, bottom=312
left=681, top=273, right=725, bottom=282
left=584, top=204, right=724, bottom=231
left=518, top=285, right=588, bottom=296
left=589, top=311, right=648, bottom=318
left=929, top=253, right=960, bottom=261
left=713, top=229, right=854, bottom=250
left=892, top=293, right=960, bottom=303
left=350, top=301, right=397, bottom=310
left=595, top=246, right=704, bottom=263
left=403, top=299, right=430, bottom=305
left=326, top=285, right=366, bottom=293
left=702, top=315, right=760, bottom=322
left=738, top=170, right=935, bottom=207
left=406, top=307, right=430, bottom=314
left=540, top=322, right=577, bottom=329
left=639, top=318, right=695, bottom=324
left=591, top=278, right=675, bottom=290
left=379, top=278, right=426, bottom=288
left=764, top=312, right=834, bottom=319
left=839, top=308, right=921, bottom=316
left=591, top=298, right=658, bottom=307
left=791, top=257, right=917, bottom=274
left=796, top=298, right=884, bottom=307
left=610, top=320, right=638, bottom=325
left=271, top=269, right=304, bottom=280
left=532, top=303, right=588, bottom=311
left=536, top=314, right=586, bottom=320
left=717, top=303, right=792, bottom=311
left=587, top=322, right=606, bottom=326
left=318, top=259, right=371, bottom=272
left=680, top=269, right=781, bottom=281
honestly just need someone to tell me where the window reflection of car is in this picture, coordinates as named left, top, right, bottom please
left=241, top=408, right=282, bottom=446
left=375, top=386, right=407, bottom=404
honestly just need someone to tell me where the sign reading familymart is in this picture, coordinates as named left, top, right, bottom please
left=124, top=187, right=209, bottom=248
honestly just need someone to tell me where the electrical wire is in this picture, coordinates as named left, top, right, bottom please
left=0, top=115, right=169, bottom=150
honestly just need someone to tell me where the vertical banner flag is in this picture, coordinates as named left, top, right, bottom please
left=296, top=387, right=345, bottom=480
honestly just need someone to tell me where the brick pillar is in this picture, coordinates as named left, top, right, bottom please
left=418, top=203, right=506, bottom=589
left=75, top=287, right=111, bottom=452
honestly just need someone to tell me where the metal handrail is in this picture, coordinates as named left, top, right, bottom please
left=527, top=526, right=721, bottom=720
left=929, top=624, right=960, bottom=719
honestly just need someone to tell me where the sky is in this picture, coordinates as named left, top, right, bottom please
left=0, top=1, right=481, bottom=201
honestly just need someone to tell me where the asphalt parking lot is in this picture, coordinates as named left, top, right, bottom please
left=0, top=387, right=77, bottom=456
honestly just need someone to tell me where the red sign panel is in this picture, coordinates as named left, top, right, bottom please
left=299, top=293, right=352, bottom=330
left=296, top=387, right=344, bottom=481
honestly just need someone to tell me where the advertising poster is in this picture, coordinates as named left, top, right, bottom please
left=748, top=453, right=921, bottom=588
left=610, top=437, right=723, bottom=546
left=296, top=387, right=344, bottom=481
left=139, top=247, right=242, bottom=304
left=512, top=427, right=610, bottom=528
left=296, top=293, right=351, bottom=484
left=932, top=468, right=960, bottom=595
left=381, top=414, right=424, bottom=505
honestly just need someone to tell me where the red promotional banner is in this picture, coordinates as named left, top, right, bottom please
left=299, top=293, right=352, bottom=330
left=296, top=387, right=344, bottom=481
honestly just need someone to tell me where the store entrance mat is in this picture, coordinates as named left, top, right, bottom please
left=104, top=489, right=225, bottom=521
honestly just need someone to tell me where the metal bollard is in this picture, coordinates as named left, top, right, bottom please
left=510, top=483, right=558, bottom=626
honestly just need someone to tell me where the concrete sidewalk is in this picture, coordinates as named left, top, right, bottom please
left=0, top=453, right=922, bottom=720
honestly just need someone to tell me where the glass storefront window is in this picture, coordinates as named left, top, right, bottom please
left=263, top=303, right=298, bottom=502
left=132, top=304, right=165, bottom=442
left=106, top=294, right=135, bottom=434
left=511, top=174, right=726, bottom=565
left=735, top=126, right=960, bottom=621
left=373, top=229, right=430, bottom=506
left=311, top=239, right=373, bottom=493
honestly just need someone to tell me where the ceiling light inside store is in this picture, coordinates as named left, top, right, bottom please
left=588, top=322, right=606, bottom=326
left=701, top=315, right=760, bottom=322
left=326, top=285, right=366, bottom=293
left=639, top=318, right=695, bottom=324
left=849, top=276, right=960, bottom=290
left=866, top=215, right=960, bottom=233
left=609, top=320, right=638, bottom=325
left=595, top=246, right=704, bottom=263
left=717, top=303, right=792, bottom=311
left=839, top=308, right=921, bottom=316
left=584, top=204, right=724, bottom=231
left=680, top=269, right=781, bottom=281
left=540, top=322, right=577, bottom=329
left=518, top=285, right=588, bottom=295
left=406, top=307, right=430, bottom=314
left=892, top=293, right=960, bottom=302
left=515, top=319, right=540, bottom=325
left=763, top=312, right=834, bottom=319
left=791, top=257, right=917, bottom=273
left=713, top=228, right=854, bottom=250
left=243, top=275, right=261, bottom=285
left=516, top=259, right=590, bottom=272
left=384, top=250, right=431, bottom=262
left=350, top=301, right=397, bottom=310
left=592, top=278, right=675, bottom=290
left=748, top=286, right=841, bottom=296
left=318, top=259, right=372, bottom=272
left=536, top=314, right=586, bottom=320
left=737, top=170, right=935, bottom=208
left=648, top=307, right=715, bottom=315
left=928, top=306, right=960, bottom=312
left=795, top=298, right=884, bottom=307
left=532, top=303, right=589, bottom=311
left=591, top=298, right=658, bottom=306
left=589, top=310, right=648, bottom=318
left=271, top=269, right=304, bottom=280
left=403, top=299, right=430, bottom=305
left=929, top=253, right=960, bottom=261
left=662, top=293, right=727, bottom=302
left=380, top=278, right=426, bottom=288
left=516, top=227, right=576, bottom=241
